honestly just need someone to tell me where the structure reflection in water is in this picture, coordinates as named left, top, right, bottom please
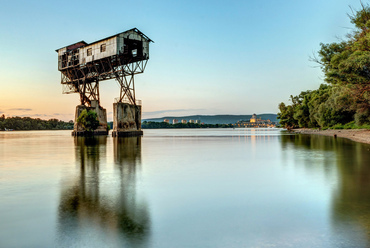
left=281, top=134, right=370, bottom=246
left=57, top=136, right=150, bottom=247
left=113, top=136, right=149, bottom=242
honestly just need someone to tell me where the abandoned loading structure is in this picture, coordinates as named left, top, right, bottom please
left=56, top=28, right=153, bottom=136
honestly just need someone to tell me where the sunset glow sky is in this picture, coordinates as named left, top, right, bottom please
left=0, top=0, right=362, bottom=121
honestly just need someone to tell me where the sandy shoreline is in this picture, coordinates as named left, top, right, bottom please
left=292, top=128, right=370, bottom=145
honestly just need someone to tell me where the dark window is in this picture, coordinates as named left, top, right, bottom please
left=100, top=44, right=106, bottom=52
left=87, top=48, right=92, bottom=56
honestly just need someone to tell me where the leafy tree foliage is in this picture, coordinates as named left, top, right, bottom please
left=141, top=121, right=234, bottom=129
left=277, top=102, right=297, bottom=130
left=279, top=4, right=370, bottom=129
left=76, top=110, right=100, bottom=132
left=0, top=115, right=74, bottom=131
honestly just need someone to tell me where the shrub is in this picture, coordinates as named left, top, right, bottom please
left=77, top=110, right=100, bottom=132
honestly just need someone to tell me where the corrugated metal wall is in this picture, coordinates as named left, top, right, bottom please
left=80, top=37, right=117, bottom=64
left=56, top=29, right=150, bottom=70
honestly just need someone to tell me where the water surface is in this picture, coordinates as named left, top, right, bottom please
left=1, top=129, right=370, bottom=247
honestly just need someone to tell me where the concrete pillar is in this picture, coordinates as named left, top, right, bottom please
left=72, top=100, right=108, bottom=136
left=112, top=102, right=143, bottom=137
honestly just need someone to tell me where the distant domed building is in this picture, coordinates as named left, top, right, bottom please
left=250, top=114, right=257, bottom=123
left=235, top=114, right=275, bottom=128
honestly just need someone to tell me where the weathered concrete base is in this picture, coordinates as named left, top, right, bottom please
left=113, top=102, right=142, bottom=137
left=72, top=100, right=108, bottom=136
left=72, top=130, right=109, bottom=136
left=112, top=130, right=143, bottom=137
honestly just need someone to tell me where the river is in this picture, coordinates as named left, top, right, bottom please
left=1, top=128, right=370, bottom=247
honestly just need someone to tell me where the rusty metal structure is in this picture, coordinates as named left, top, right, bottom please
left=56, top=28, right=152, bottom=136
left=56, top=28, right=153, bottom=107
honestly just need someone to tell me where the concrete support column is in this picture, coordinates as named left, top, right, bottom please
left=112, top=102, right=143, bottom=137
left=72, top=100, right=108, bottom=136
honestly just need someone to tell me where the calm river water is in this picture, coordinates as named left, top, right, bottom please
left=1, top=128, right=370, bottom=247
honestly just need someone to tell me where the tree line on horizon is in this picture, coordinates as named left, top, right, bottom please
left=141, top=121, right=234, bottom=129
left=278, top=4, right=370, bottom=130
left=0, top=114, right=74, bottom=131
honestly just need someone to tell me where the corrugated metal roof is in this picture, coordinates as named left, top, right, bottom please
left=89, top=28, right=154, bottom=45
left=55, top=28, right=153, bottom=52
left=55, top=41, right=87, bottom=52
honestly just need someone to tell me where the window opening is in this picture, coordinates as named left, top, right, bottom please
left=100, top=44, right=106, bottom=52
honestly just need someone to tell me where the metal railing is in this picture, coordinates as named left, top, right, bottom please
left=114, top=98, right=142, bottom=106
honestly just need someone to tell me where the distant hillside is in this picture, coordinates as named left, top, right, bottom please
left=143, top=114, right=278, bottom=125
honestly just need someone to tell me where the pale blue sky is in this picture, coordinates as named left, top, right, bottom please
left=0, top=0, right=362, bottom=120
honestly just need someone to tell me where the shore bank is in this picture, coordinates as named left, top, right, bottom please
left=292, top=128, right=370, bottom=145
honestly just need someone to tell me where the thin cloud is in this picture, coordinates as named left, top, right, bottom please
left=143, top=109, right=205, bottom=115
left=8, top=108, right=32, bottom=112
left=14, top=114, right=47, bottom=118
left=15, top=114, right=71, bottom=121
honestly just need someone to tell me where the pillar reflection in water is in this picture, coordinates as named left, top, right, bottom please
left=57, top=136, right=150, bottom=247
left=113, top=136, right=150, bottom=241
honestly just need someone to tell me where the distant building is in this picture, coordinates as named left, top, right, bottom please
left=234, top=113, right=275, bottom=128
left=181, top=119, right=187, bottom=124
left=250, top=114, right=257, bottom=123
left=173, top=119, right=179, bottom=124
left=189, top=120, right=194, bottom=123
left=195, top=120, right=200, bottom=124
left=164, top=119, right=170, bottom=123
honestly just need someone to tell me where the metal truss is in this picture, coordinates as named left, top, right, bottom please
left=60, top=55, right=148, bottom=107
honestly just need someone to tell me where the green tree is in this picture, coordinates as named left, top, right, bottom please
left=314, top=4, right=370, bottom=125
left=277, top=102, right=298, bottom=130
left=77, top=110, right=100, bottom=132
left=279, top=4, right=370, bottom=129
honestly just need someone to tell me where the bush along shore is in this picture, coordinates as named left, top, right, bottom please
left=278, top=4, right=370, bottom=131
left=141, top=121, right=234, bottom=129
left=0, top=115, right=74, bottom=131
